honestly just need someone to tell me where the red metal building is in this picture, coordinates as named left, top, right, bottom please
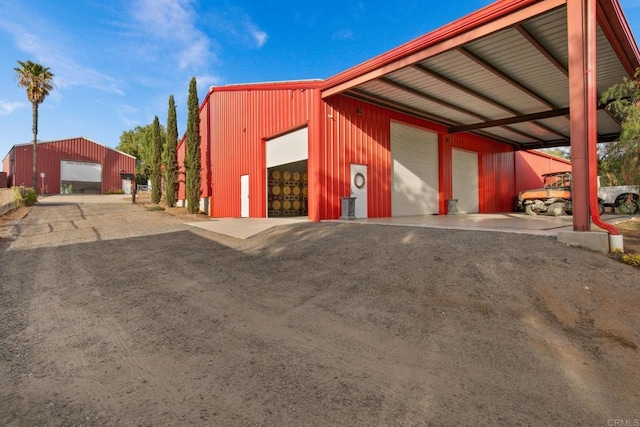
left=515, top=150, right=572, bottom=193
left=178, top=0, right=638, bottom=225
left=2, top=137, right=136, bottom=194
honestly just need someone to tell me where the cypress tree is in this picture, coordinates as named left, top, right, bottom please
left=150, top=116, right=162, bottom=204
left=185, top=77, right=201, bottom=213
left=164, top=95, right=179, bottom=207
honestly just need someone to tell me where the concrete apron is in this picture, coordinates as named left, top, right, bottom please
left=339, top=213, right=632, bottom=254
left=37, top=195, right=628, bottom=252
left=186, top=217, right=310, bottom=239
left=188, top=213, right=631, bottom=253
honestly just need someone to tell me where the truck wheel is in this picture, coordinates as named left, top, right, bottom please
left=619, top=200, right=638, bottom=215
left=525, top=205, right=537, bottom=216
left=547, top=203, right=564, bottom=217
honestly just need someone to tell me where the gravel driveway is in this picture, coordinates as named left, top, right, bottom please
left=1, top=199, right=639, bottom=426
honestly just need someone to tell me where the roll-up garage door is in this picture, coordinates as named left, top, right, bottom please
left=391, top=122, right=439, bottom=216
left=60, top=160, right=102, bottom=194
left=452, top=149, right=479, bottom=213
left=266, top=127, right=308, bottom=168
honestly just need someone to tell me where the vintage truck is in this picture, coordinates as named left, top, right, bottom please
left=598, top=181, right=639, bottom=215
left=516, top=171, right=639, bottom=216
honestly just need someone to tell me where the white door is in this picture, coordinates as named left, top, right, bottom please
left=350, top=164, right=368, bottom=219
left=452, top=149, right=479, bottom=213
left=391, top=122, right=439, bottom=216
left=240, top=175, right=249, bottom=218
left=122, top=179, right=132, bottom=195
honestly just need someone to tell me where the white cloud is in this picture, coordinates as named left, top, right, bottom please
left=0, top=100, right=26, bottom=115
left=195, top=74, right=221, bottom=90
left=207, top=7, right=268, bottom=50
left=130, top=0, right=213, bottom=70
left=332, top=29, right=354, bottom=40
left=245, top=20, right=267, bottom=48
left=116, top=104, right=142, bottom=128
left=0, top=20, right=124, bottom=95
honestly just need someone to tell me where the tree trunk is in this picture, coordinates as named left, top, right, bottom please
left=32, top=101, right=39, bottom=191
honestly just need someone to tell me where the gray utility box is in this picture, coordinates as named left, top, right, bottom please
left=447, top=199, right=459, bottom=215
left=340, top=197, right=356, bottom=219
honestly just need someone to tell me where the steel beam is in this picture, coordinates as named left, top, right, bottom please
left=567, top=0, right=594, bottom=231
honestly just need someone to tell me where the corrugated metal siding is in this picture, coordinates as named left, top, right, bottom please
left=209, top=86, right=321, bottom=219
left=206, top=88, right=520, bottom=220
left=322, top=95, right=443, bottom=218
left=322, top=95, right=518, bottom=218
left=515, top=150, right=571, bottom=193
left=9, top=138, right=135, bottom=194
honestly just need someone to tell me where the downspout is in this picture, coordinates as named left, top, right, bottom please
left=584, top=0, right=623, bottom=251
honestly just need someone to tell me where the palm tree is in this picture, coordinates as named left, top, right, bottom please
left=14, top=60, right=55, bottom=190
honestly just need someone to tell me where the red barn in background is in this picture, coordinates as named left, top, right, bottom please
left=2, top=137, right=135, bottom=195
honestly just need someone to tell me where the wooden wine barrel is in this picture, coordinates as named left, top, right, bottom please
left=292, top=200, right=301, bottom=210
left=271, top=185, right=281, bottom=195
left=283, top=200, right=292, bottom=210
left=292, top=171, right=301, bottom=181
left=302, top=172, right=308, bottom=182
left=271, top=200, right=282, bottom=210
left=283, top=171, right=291, bottom=181
left=271, top=170, right=281, bottom=180
left=302, top=186, right=308, bottom=196
left=282, top=185, right=291, bottom=195
left=292, top=186, right=301, bottom=196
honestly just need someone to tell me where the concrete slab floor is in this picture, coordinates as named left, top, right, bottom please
left=333, top=213, right=633, bottom=237
left=186, top=217, right=310, bottom=239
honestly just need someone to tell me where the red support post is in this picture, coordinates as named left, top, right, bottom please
left=567, top=0, right=592, bottom=232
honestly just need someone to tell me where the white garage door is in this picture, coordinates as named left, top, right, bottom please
left=266, top=127, right=308, bottom=168
left=60, top=160, right=103, bottom=194
left=61, top=160, right=102, bottom=182
left=452, top=149, right=479, bottom=213
left=391, top=122, right=439, bottom=216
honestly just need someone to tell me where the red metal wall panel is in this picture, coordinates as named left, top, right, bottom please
left=321, top=95, right=516, bottom=218
left=321, top=95, right=449, bottom=219
left=203, top=87, right=539, bottom=220
left=6, top=138, right=135, bottom=194
left=208, top=83, right=321, bottom=219
left=515, top=150, right=572, bottom=193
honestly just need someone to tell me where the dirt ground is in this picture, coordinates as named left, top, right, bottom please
left=1, top=200, right=639, bottom=426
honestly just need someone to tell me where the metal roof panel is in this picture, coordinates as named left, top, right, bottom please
left=386, top=66, right=513, bottom=120
left=464, top=27, right=569, bottom=108
left=421, top=50, right=549, bottom=115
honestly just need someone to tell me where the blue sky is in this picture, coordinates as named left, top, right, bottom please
left=1, top=0, right=639, bottom=164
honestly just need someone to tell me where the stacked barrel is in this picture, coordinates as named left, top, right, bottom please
left=268, top=169, right=308, bottom=216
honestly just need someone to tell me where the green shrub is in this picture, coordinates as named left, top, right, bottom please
left=106, top=189, right=125, bottom=194
left=145, top=205, right=165, bottom=211
left=622, top=253, right=640, bottom=267
left=14, top=187, right=37, bottom=206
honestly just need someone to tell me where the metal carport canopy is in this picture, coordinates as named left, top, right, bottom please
left=320, top=0, right=640, bottom=233
left=320, top=0, right=640, bottom=151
